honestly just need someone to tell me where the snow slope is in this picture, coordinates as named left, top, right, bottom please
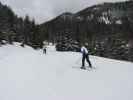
left=0, top=43, right=133, bottom=100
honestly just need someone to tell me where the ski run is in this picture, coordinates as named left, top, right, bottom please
left=0, top=43, right=133, bottom=100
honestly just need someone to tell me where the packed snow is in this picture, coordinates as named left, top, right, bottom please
left=0, top=43, right=133, bottom=100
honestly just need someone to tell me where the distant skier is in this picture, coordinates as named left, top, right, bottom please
left=80, top=44, right=92, bottom=69
left=43, top=46, right=47, bottom=54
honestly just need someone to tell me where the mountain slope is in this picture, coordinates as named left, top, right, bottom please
left=40, top=0, right=133, bottom=61
left=0, top=44, right=133, bottom=100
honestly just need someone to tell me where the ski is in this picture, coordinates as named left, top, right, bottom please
left=72, top=66, right=96, bottom=71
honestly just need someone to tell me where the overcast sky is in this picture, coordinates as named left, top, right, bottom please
left=0, top=0, right=128, bottom=24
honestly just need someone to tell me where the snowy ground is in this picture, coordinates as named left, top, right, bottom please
left=0, top=43, right=133, bottom=100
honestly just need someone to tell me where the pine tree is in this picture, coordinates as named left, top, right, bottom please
left=21, top=15, right=31, bottom=47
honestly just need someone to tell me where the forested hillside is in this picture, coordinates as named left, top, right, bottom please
left=40, top=1, right=133, bottom=61
left=0, top=2, right=44, bottom=48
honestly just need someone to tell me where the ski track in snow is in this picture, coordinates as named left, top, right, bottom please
left=0, top=43, right=133, bottom=100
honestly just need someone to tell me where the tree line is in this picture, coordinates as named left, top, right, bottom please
left=40, top=1, right=133, bottom=62
left=0, top=2, right=44, bottom=49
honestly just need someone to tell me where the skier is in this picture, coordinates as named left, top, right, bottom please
left=43, top=46, right=47, bottom=54
left=80, top=44, right=92, bottom=69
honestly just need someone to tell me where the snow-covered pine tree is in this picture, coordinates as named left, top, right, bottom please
left=56, top=30, right=80, bottom=51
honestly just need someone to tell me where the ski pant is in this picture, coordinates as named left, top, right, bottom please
left=82, top=54, right=92, bottom=67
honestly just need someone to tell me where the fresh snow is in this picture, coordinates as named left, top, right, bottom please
left=0, top=43, right=133, bottom=100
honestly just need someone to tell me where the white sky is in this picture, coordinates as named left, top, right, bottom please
left=0, top=0, right=128, bottom=24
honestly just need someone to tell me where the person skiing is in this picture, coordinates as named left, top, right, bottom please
left=43, top=46, right=47, bottom=54
left=80, top=43, right=92, bottom=69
